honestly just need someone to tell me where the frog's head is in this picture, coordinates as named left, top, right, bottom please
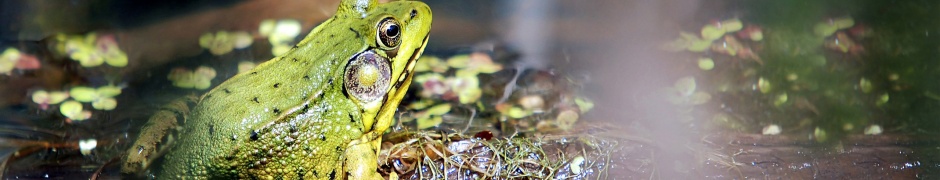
left=334, top=0, right=432, bottom=134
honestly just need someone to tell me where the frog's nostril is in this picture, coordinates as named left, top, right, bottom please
left=410, top=9, right=417, bottom=19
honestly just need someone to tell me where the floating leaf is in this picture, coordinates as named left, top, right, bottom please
left=762, top=124, right=781, bottom=135
left=697, top=57, right=714, bottom=70
left=813, top=22, right=838, bottom=37
left=719, top=18, right=743, bottom=32
left=469, top=53, right=502, bottom=74
left=32, top=90, right=70, bottom=110
left=518, top=95, right=545, bottom=111
left=168, top=67, right=196, bottom=88
left=448, top=75, right=481, bottom=104
left=273, top=20, right=302, bottom=40
left=70, top=86, right=99, bottom=102
left=208, top=31, right=235, bottom=55
left=688, top=92, right=711, bottom=105
left=687, top=38, right=712, bottom=52
left=78, top=139, right=97, bottom=155
left=701, top=24, right=725, bottom=41
left=445, top=55, right=470, bottom=68
left=198, top=32, right=214, bottom=48
left=232, top=31, right=253, bottom=49
left=60, top=100, right=91, bottom=121
left=876, top=93, right=889, bottom=106
left=193, top=66, right=217, bottom=90
left=569, top=156, right=586, bottom=175
left=773, top=93, right=788, bottom=107
left=104, top=51, right=128, bottom=67
left=741, top=25, right=764, bottom=41
left=814, top=127, right=828, bottom=142
left=574, top=97, right=594, bottom=113
left=859, top=78, right=872, bottom=93
left=833, top=17, right=854, bottom=29
left=426, top=103, right=452, bottom=117
left=415, top=103, right=451, bottom=129
left=271, top=44, right=292, bottom=56
left=458, top=87, right=482, bottom=104
left=97, top=85, right=122, bottom=97
left=750, top=31, right=763, bottom=41
left=92, top=97, right=117, bottom=110
left=98, top=35, right=128, bottom=67
left=416, top=116, right=442, bottom=130
left=415, top=56, right=447, bottom=73
left=864, top=125, right=882, bottom=135
left=757, top=77, right=771, bottom=94
left=406, top=99, right=436, bottom=110
left=674, top=76, right=696, bottom=96
left=0, top=47, right=19, bottom=74
left=258, top=19, right=277, bottom=36
left=506, top=106, right=530, bottom=119
left=556, top=110, right=579, bottom=131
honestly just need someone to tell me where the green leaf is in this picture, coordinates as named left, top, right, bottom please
left=687, top=39, right=712, bottom=52
left=720, top=18, right=743, bottom=32
left=833, top=17, right=854, bottom=29
left=446, top=55, right=470, bottom=68
left=426, top=103, right=452, bottom=116
left=813, top=23, right=838, bottom=37
left=92, top=97, right=117, bottom=110
left=416, top=116, right=442, bottom=129
left=97, top=85, right=122, bottom=97
left=60, top=100, right=90, bottom=121
left=701, top=25, right=725, bottom=41
left=574, top=97, right=594, bottom=113
left=70, top=86, right=99, bottom=102
left=758, top=77, right=771, bottom=94
left=674, top=76, right=696, bottom=96
left=859, top=78, right=872, bottom=93
left=697, top=57, right=714, bottom=70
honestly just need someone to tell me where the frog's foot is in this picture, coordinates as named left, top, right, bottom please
left=121, top=96, right=197, bottom=175
left=345, top=139, right=386, bottom=180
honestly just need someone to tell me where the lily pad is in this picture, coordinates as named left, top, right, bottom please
left=757, top=77, right=771, bottom=94
left=859, top=78, right=872, bottom=93
left=833, top=17, right=855, bottom=29
left=60, top=100, right=91, bottom=121
left=70, top=86, right=99, bottom=103
left=97, top=85, right=122, bottom=97
left=701, top=24, right=725, bottom=41
left=574, top=97, right=594, bottom=113
left=813, top=23, right=838, bottom=37
left=92, top=97, right=118, bottom=110
left=719, top=18, right=743, bottom=32
left=697, top=57, right=714, bottom=70
left=674, top=76, right=697, bottom=96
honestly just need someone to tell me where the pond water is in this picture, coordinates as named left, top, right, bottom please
left=1, top=0, right=938, bottom=179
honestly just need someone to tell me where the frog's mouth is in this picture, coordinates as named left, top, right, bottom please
left=391, top=34, right=429, bottom=89
left=371, top=34, right=428, bottom=133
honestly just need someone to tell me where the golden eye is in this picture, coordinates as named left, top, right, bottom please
left=344, top=50, right=391, bottom=102
left=376, top=18, right=401, bottom=50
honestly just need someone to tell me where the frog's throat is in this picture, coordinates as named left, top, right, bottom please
left=366, top=34, right=429, bottom=134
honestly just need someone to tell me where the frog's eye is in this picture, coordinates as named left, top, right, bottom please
left=344, top=50, right=391, bottom=103
left=376, top=18, right=401, bottom=50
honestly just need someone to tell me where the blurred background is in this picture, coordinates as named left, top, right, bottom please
left=1, top=0, right=938, bottom=179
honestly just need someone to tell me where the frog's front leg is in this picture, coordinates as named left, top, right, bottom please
left=345, top=137, right=385, bottom=180
left=121, top=96, right=196, bottom=175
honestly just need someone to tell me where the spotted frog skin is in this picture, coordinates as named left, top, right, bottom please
left=153, top=0, right=431, bottom=179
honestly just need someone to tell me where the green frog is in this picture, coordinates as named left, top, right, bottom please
left=125, top=0, right=432, bottom=179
